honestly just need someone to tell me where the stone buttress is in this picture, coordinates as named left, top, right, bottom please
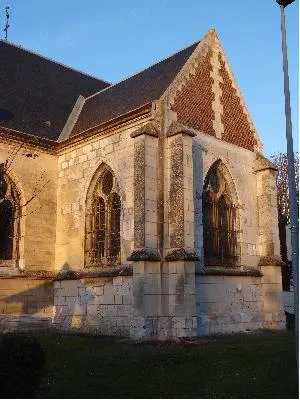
left=128, top=121, right=199, bottom=340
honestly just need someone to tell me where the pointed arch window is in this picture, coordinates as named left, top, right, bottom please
left=202, top=161, right=240, bottom=267
left=85, top=169, right=121, bottom=267
left=0, top=165, right=21, bottom=263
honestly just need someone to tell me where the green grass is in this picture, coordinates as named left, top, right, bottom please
left=0, top=330, right=298, bottom=398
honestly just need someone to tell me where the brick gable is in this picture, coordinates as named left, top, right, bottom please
left=219, top=53, right=257, bottom=151
left=170, top=50, right=215, bottom=136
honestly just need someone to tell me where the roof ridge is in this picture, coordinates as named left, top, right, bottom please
left=0, top=39, right=111, bottom=85
left=85, top=38, right=201, bottom=100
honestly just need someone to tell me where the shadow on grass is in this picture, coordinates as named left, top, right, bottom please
left=0, top=331, right=297, bottom=398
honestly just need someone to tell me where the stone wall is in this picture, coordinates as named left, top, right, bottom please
left=55, top=119, right=151, bottom=271
left=196, top=269, right=285, bottom=334
left=193, top=131, right=259, bottom=269
left=0, top=277, right=53, bottom=331
left=196, top=274, right=264, bottom=334
left=0, top=139, right=58, bottom=271
left=53, top=275, right=133, bottom=336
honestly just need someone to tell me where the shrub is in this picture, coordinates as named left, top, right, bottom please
left=0, top=333, right=45, bottom=398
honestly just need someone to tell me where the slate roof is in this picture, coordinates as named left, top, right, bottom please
left=0, top=40, right=110, bottom=141
left=70, top=41, right=199, bottom=137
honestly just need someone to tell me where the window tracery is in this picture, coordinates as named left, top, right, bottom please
left=85, top=168, right=121, bottom=267
left=0, top=165, right=21, bottom=262
left=202, top=161, right=239, bottom=267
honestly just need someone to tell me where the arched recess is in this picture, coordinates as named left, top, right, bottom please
left=0, top=164, right=25, bottom=267
left=202, top=159, right=240, bottom=267
left=84, top=163, right=121, bottom=267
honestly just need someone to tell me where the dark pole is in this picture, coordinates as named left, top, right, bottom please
left=276, top=0, right=298, bottom=370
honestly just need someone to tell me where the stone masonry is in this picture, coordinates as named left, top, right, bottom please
left=0, top=28, right=285, bottom=338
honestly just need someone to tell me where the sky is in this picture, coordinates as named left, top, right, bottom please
left=1, top=0, right=298, bottom=157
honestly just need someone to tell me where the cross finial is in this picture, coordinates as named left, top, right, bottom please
left=4, top=6, right=10, bottom=41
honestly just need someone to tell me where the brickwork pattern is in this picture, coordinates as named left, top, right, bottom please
left=218, top=53, right=257, bottom=151
left=171, top=50, right=215, bottom=136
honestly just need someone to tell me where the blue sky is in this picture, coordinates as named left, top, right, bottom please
left=2, top=0, right=298, bottom=156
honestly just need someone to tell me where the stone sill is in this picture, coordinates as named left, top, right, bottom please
left=55, top=266, right=133, bottom=280
left=0, top=266, right=133, bottom=281
left=258, top=256, right=284, bottom=267
left=0, top=270, right=55, bottom=280
left=196, top=268, right=262, bottom=277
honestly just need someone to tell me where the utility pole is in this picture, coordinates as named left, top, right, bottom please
left=276, top=0, right=298, bottom=370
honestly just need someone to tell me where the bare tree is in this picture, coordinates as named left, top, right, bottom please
left=1, top=141, right=51, bottom=214
left=0, top=141, right=51, bottom=263
left=270, top=152, right=299, bottom=223
left=270, top=152, right=299, bottom=291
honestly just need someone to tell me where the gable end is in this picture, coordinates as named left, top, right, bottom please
left=218, top=53, right=257, bottom=152
left=170, top=49, right=215, bottom=137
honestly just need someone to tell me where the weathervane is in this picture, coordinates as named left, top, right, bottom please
left=4, top=6, right=10, bottom=41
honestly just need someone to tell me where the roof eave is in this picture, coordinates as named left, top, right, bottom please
left=59, top=102, right=153, bottom=150
left=0, top=126, right=57, bottom=152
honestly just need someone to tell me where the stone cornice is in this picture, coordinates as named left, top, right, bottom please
left=258, top=256, right=284, bottom=266
left=130, top=122, right=159, bottom=138
left=0, top=126, right=57, bottom=153
left=165, top=248, right=200, bottom=261
left=127, top=248, right=161, bottom=262
left=0, top=266, right=134, bottom=280
left=166, top=122, right=197, bottom=138
left=253, top=154, right=278, bottom=173
left=196, top=268, right=262, bottom=277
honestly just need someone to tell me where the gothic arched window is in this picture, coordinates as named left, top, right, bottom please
left=85, top=169, right=121, bottom=267
left=202, top=161, right=239, bottom=267
left=0, top=165, right=21, bottom=262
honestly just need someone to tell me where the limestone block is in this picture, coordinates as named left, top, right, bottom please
left=104, top=143, right=114, bottom=155
left=142, top=295, right=161, bottom=317
left=79, top=154, right=87, bottom=163
left=116, top=281, right=132, bottom=296
left=88, top=150, right=97, bottom=160
left=122, top=295, right=132, bottom=305
left=242, top=284, right=262, bottom=302
left=103, top=283, right=116, bottom=297
left=100, top=294, right=115, bottom=305
left=60, top=284, right=79, bottom=297
left=262, top=291, right=282, bottom=313
left=87, top=304, right=99, bottom=316
left=72, top=303, right=87, bottom=316
left=114, top=295, right=123, bottom=305
left=93, top=286, right=104, bottom=296
left=133, top=262, right=145, bottom=274
left=184, top=283, right=195, bottom=295
left=143, top=274, right=161, bottom=295
left=83, top=144, right=93, bottom=154
left=54, top=296, right=66, bottom=306
left=130, top=317, right=147, bottom=340
left=113, top=277, right=123, bottom=286
left=261, top=265, right=282, bottom=284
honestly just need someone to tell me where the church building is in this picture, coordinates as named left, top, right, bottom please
left=0, top=29, right=285, bottom=339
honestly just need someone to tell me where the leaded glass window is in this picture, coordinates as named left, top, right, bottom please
left=0, top=165, right=21, bottom=263
left=85, top=169, right=121, bottom=267
left=202, top=161, right=239, bottom=267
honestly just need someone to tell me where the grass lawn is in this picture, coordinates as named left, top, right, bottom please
left=0, top=330, right=298, bottom=398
